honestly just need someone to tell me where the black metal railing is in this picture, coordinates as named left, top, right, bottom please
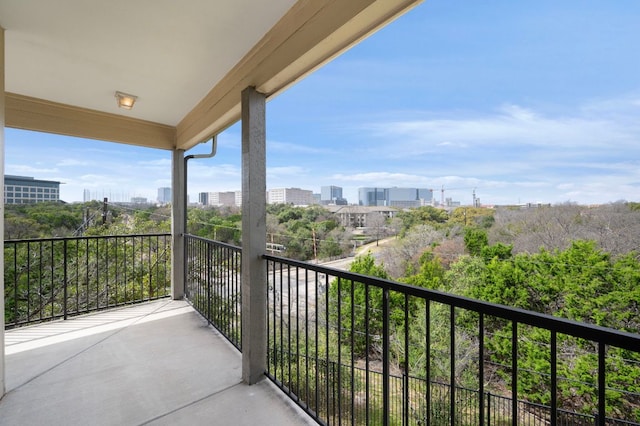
left=184, top=234, right=242, bottom=350
left=4, top=234, right=171, bottom=328
left=264, top=254, right=640, bottom=426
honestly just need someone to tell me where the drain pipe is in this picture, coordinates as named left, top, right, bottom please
left=184, top=135, right=218, bottom=232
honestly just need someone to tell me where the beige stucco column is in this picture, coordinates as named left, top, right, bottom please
left=241, top=86, right=267, bottom=384
left=0, top=26, right=6, bottom=397
left=171, top=149, right=186, bottom=299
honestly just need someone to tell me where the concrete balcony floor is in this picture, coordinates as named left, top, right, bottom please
left=1, top=300, right=315, bottom=426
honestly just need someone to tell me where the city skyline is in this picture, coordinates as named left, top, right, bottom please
left=5, top=1, right=640, bottom=206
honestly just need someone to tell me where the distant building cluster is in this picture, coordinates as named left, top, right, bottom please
left=198, top=188, right=317, bottom=207
left=4, top=175, right=60, bottom=204
left=358, top=187, right=433, bottom=208
left=191, top=185, right=465, bottom=209
left=74, top=183, right=467, bottom=208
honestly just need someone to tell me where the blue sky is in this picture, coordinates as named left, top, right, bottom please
left=6, top=1, right=640, bottom=205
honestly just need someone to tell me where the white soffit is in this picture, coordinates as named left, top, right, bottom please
left=0, top=0, right=297, bottom=126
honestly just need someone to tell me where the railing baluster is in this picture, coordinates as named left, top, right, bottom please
left=598, top=342, right=606, bottom=426
left=325, top=271, right=330, bottom=424
left=365, top=283, right=370, bottom=426
left=426, top=300, right=431, bottom=426
left=551, top=330, right=557, bottom=426
left=479, top=313, right=485, bottom=426
left=63, top=239, right=68, bottom=320
left=13, top=243, right=18, bottom=324
left=404, top=293, right=409, bottom=426
left=350, top=279, right=355, bottom=426
left=382, top=287, right=390, bottom=426
left=337, top=276, right=342, bottom=425
left=304, top=267, right=309, bottom=407
left=512, top=321, right=518, bottom=426
left=450, top=304, right=456, bottom=425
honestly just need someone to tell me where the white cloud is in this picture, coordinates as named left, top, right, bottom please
left=268, top=140, right=331, bottom=155
left=57, top=159, right=90, bottom=167
left=268, top=166, right=307, bottom=177
left=138, top=158, right=171, bottom=167
left=363, top=102, right=640, bottom=160
left=7, top=165, right=59, bottom=174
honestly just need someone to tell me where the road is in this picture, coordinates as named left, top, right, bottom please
left=268, top=237, right=397, bottom=319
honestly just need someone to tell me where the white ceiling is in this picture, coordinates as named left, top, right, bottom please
left=0, top=0, right=297, bottom=126
left=1, top=0, right=423, bottom=149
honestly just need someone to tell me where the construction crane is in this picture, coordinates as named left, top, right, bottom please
left=429, top=186, right=478, bottom=207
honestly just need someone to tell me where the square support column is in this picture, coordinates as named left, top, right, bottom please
left=0, top=27, right=6, bottom=397
left=171, top=149, right=186, bottom=300
left=241, top=86, right=267, bottom=384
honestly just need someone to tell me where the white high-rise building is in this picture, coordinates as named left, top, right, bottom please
left=268, top=188, right=315, bottom=205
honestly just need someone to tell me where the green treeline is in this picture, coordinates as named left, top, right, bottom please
left=4, top=202, right=355, bottom=260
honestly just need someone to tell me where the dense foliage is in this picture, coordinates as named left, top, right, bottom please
left=374, top=204, right=640, bottom=419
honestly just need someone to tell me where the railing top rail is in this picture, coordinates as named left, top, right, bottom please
left=263, top=253, right=640, bottom=352
left=5, top=233, right=172, bottom=244
left=184, top=233, right=241, bottom=251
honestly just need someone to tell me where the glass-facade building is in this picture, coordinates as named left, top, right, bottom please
left=358, top=187, right=432, bottom=207
left=157, top=187, right=171, bottom=204
left=4, top=175, right=61, bottom=204
left=320, top=185, right=347, bottom=205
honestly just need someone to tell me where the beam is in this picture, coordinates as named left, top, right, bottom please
left=5, top=93, right=176, bottom=150
left=176, top=0, right=422, bottom=150
left=241, top=87, right=267, bottom=384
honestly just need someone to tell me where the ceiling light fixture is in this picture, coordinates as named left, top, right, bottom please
left=115, top=91, right=137, bottom=110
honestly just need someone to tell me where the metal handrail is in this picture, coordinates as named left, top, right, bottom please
left=4, top=233, right=172, bottom=328
left=263, top=252, right=640, bottom=426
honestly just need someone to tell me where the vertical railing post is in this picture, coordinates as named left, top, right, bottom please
left=63, top=239, right=68, bottom=320
left=382, top=287, right=390, bottom=426
left=450, top=305, right=456, bottom=424
left=597, top=343, right=606, bottom=426
left=479, top=313, right=485, bottom=426
left=512, top=322, right=518, bottom=426
left=206, top=242, right=211, bottom=322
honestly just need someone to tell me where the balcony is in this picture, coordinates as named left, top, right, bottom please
left=4, top=234, right=640, bottom=425
left=2, top=299, right=313, bottom=425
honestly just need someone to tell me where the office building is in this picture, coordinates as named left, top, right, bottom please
left=4, top=175, right=61, bottom=204
left=198, top=191, right=241, bottom=207
left=157, top=187, right=171, bottom=204
left=268, top=188, right=315, bottom=205
left=320, top=185, right=347, bottom=205
left=358, top=187, right=432, bottom=207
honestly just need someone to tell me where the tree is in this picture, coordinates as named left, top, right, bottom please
left=396, top=206, right=449, bottom=237
left=450, top=207, right=495, bottom=228
left=379, top=224, right=444, bottom=278
left=328, top=252, right=392, bottom=357
left=366, top=212, right=387, bottom=246
left=463, top=228, right=488, bottom=256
